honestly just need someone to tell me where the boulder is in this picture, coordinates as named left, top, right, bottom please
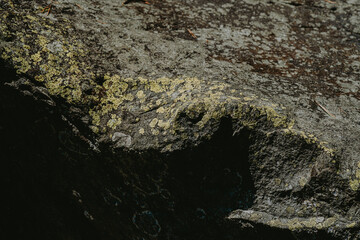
left=0, top=0, right=359, bottom=239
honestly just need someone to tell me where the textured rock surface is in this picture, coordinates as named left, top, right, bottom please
left=0, top=0, right=359, bottom=239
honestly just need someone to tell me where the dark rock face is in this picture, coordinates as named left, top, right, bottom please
left=1, top=0, right=359, bottom=239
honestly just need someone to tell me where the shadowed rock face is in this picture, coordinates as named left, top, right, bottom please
left=0, top=0, right=359, bottom=239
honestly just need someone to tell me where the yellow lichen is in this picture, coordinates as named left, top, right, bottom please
left=0, top=2, right=340, bottom=169
left=139, top=128, right=145, bottom=135
left=348, top=161, right=360, bottom=191
left=151, top=128, right=160, bottom=135
left=149, top=118, right=158, bottom=128
left=346, top=222, right=357, bottom=228
left=136, top=90, right=146, bottom=101
left=156, top=107, right=166, bottom=114
left=299, top=177, right=308, bottom=187
left=158, top=119, right=171, bottom=130
left=274, top=178, right=282, bottom=185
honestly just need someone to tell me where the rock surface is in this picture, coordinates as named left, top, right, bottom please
left=0, top=0, right=359, bottom=239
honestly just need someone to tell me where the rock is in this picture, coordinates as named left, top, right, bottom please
left=0, top=0, right=359, bottom=239
left=112, top=132, right=132, bottom=148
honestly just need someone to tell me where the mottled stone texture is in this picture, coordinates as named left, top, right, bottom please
left=0, top=0, right=359, bottom=239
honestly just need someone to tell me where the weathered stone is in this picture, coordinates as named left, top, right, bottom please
left=0, top=0, right=359, bottom=239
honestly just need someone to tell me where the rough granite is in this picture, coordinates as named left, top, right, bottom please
left=0, top=0, right=359, bottom=239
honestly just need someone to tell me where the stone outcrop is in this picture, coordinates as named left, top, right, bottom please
left=0, top=0, right=359, bottom=239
